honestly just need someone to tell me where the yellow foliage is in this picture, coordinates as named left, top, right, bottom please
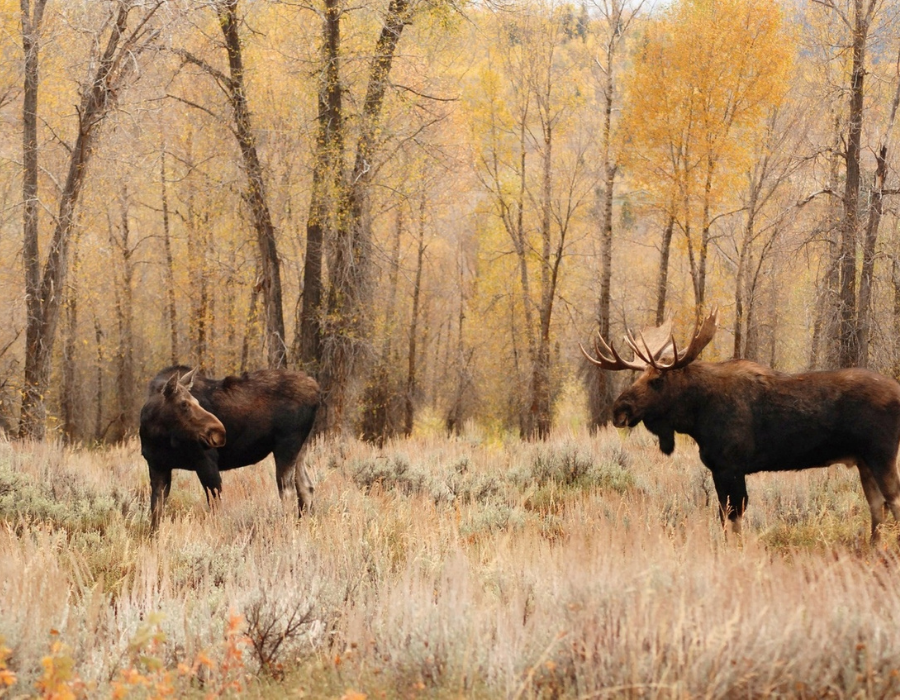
left=108, top=611, right=249, bottom=700
left=622, top=0, right=794, bottom=224
left=341, top=691, right=367, bottom=700
left=36, top=638, right=88, bottom=700
left=0, top=638, right=15, bottom=697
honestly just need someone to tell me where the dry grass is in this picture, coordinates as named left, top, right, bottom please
left=0, top=427, right=898, bottom=698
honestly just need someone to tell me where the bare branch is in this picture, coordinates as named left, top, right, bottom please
left=165, top=92, right=228, bottom=125
left=171, top=47, right=233, bottom=94
left=391, top=82, right=458, bottom=102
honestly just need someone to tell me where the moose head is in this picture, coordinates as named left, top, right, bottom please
left=157, top=368, right=226, bottom=449
left=582, top=309, right=718, bottom=453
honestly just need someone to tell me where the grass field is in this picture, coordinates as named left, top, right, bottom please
left=1, top=426, right=899, bottom=698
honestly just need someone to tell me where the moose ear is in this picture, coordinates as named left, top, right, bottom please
left=179, top=368, right=196, bottom=391
left=163, top=372, right=179, bottom=398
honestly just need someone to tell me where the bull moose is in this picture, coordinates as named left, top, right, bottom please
left=139, top=366, right=319, bottom=530
left=582, top=308, right=900, bottom=540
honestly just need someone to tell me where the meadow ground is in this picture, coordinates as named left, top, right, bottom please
left=1, top=425, right=899, bottom=699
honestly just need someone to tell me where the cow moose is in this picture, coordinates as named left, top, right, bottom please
left=139, top=366, right=319, bottom=530
left=582, top=308, right=900, bottom=541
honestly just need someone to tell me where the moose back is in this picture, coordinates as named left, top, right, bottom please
left=139, top=365, right=320, bottom=530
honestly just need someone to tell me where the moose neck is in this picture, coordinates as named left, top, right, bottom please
left=657, top=363, right=713, bottom=437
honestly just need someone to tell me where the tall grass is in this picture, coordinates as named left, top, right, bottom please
left=0, top=427, right=896, bottom=698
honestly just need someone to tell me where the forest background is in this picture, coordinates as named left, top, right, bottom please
left=0, top=0, right=898, bottom=444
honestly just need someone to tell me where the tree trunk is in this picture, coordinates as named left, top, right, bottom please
left=93, top=316, right=104, bottom=441
left=61, top=236, right=79, bottom=443
left=111, top=191, right=135, bottom=442
left=219, top=0, right=287, bottom=368
left=856, top=54, right=900, bottom=367
left=655, top=215, right=675, bottom=325
left=318, top=0, right=411, bottom=433
left=382, top=205, right=403, bottom=362
left=297, top=0, right=343, bottom=371
left=405, top=193, right=427, bottom=436
left=734, top=184, right=759, bottom=358
left=811, top=247, right=841, bottom=369
left=586, top=34, right=618, bottom=431
left=856, top=146, right=885, bottom=368
left=360, top=206, right=404, bottom=444
left=20, top=0, right=47, bottom=437
left=529, top=95, right=555, bottom=440
left=446, top=256, right=470, bottom=436
left=838, top=0, right=868, bottom=368
left=20, top=1, right=157, bottom=439
left=160, top=147, right=178, bottom=365
left=187, top=183, right=208, bottom=369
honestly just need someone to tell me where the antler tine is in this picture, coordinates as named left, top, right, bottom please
left=638, top=332, right=660, bottom=369
left=580, top=330, right=646, bottom=371
left=654, top=333, right=679, bottom=370
left=668, top=306, right=719, bottom=370
left=593, top=332, right=617, bottom=362
left=624, top=327, right=653, bottom=365
left=579, top=342, right=603, bottom=366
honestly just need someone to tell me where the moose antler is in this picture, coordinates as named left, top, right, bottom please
left=581, top=308, right=718, bottom=372
left=624, top=319, right=675, bottom=367
left=580, top=332, right=647, bottom=371
left=649, top=307, right=718, bottom=370
left=581, top=318, right=674, bottom=371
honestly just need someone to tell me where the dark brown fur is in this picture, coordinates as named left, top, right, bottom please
left=140, top=366, right=320, bottom=530
left=614, top=360, right=900, bottom=539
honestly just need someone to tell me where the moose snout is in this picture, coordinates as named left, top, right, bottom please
left=202, top=424, right=226, bottom=448
left=612, top=401, right=637, bottom=428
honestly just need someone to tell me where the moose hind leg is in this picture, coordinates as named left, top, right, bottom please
left=857, top=463, right=887, bottom=542
left=870, top=460, right=900, bottom=527
left=712, top=471, right=748, bottom=537
left=275, top=442, right=314, bottom=517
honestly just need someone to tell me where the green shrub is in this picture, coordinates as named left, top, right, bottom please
left=514, top=442, right=636, bottom=494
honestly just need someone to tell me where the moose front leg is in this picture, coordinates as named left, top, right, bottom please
left=711, top=471, right=748, bottom=537
left=149, top=466, right=172, bottom=532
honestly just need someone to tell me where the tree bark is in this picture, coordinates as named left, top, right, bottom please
left=297, top=0, right=344, bottom=371
left=21, top=0, right=47, bottom=436
left=93, top=316, right=104, bottom=441
left=61, top=236, right=79, bottom=443
left=405, top=193, right=427, bottom=436
left=160, top=148, right=178, bottom=365
left=856, top=50, right=900, bottom=367
left=110, top=192, right=135, bottom=442
left=655, top=214, right=675, bottom=325
left=186, top=174, right=208, bottom=369
left=837, top=0, right=869, bottom=368
left=734, top=180, right=759, bottom=358
left=218, top=0, right=287, bottom=368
